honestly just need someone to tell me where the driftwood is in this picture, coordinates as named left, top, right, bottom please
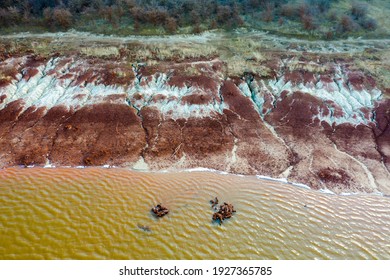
left=137, top=224, right=151, bottom=232
left=211, top=200, right=236, bottom=224
left=210, top=197, right=219, bottom=208
left=151, top=204, right=169, bottom=217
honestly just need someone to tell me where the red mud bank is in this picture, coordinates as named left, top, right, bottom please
left=0, top=53, right=389, bottom=194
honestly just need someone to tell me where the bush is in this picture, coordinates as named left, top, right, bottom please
left=100, top=6, right=118, bottom=27
left=339, top=15, right=357, bottom=32
left=192, top=24, right=202, bottom=34
left=43, top=7, right=53, bottom=26
left=281, top=4, right=298, bottom=19
left=262, top=4, right=274, bottom=22
left=44, top=8, right=73, bottom=29
left=145, top=9, right=169, bottom=26
left=325, top=31, right=334, bottom=40
left=68, top=0, right=98, bottom=14
left=190, top=10, right=200, bottom=25
left=306, top=0, right=333, bottom=13
left=0, top=7, right=21, bottom=27
left=297, top=3, right=309, bottom=18
left=210, top=19, right=218, bottom=29
left=351, top=1, right=368, bottom=20
left=164, top=17, right=177, bottom=33
left=360, top=17, right=377, bottom=30
left=302, top=15, right=316, bottom=30
left=216, top=5, right=232, bottom=25
left=52, top=8, right=73, bottom=29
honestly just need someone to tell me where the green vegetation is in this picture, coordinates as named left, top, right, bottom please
left=0, top=1, right=389, bottom=39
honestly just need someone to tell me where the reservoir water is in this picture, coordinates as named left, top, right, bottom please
left=0, top=167, right=389, bottom=259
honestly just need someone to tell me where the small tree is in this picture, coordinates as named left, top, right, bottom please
left=325, top=30, right=334, bottom=40
left=302, top=15, right=316, bottom=30
left=339, top=15, right=356, bottom=32
left=216, top=5, right=231, bottom=25
left=164, top=17, right=177, bottom=34
left=43, top=7, right=53, bottom=26
left=360, top=17, right=377, bottom=30
left=210, top=19, right=218, bottom=29
left=133, top=19, right=140, bottom=32
left=52, top=8, right=73, bottom=29
left=281, top=4, right=298, bottom=19
left=262, top=4, right=274, bottom=23
left=42, top=7, right=73, bottom=29
left=351, top=1, right=368, bottom=20
left=0, top=7, right=21, bottom=27
left=192, top=24, right=202, bottom=34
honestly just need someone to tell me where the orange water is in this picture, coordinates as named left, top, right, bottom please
left=0, top=167, right=389, bottom=259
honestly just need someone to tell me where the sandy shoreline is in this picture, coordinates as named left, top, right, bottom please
left=2, top=164, right=389, bottom=198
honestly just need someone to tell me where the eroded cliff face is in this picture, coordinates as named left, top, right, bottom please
left=0, top=34, right=389, bottom=194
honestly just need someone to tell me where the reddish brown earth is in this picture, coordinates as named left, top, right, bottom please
left=0, top=49, right=389, bottom=194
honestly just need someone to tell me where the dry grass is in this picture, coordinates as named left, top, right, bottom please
left=80, top=46, right=120, bottom=57
left=1, top=28, right=389, bottom=91
left=354, top=49, right=390, bottom=92
left=286, top=59, right=327, bottom=73
left=226, top=57, right=271, bottom=78
left=151, top=43, right=218, bottom=61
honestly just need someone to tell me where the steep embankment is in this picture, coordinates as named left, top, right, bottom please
left=0, top=32, right=389, bottom=194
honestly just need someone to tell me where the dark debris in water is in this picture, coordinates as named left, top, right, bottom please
left=210, top=197, right=219, bottom=208
left=151, top=204, right=169, bottom=217
left=211, top=198, right=236, bottom=225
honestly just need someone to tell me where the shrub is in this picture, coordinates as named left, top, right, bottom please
left=360, top=17, right=377, bottom=30
left=190, top=10, right=200, bottom=25
left=297, top=3, right=309, bottom=18
left=306, top=0, right=333, bottom=13
left=164, top=17, right=177, bottom=34
left=130, top=7, right=144, bottom=22
left=325, top=30, right=334, bottom=40
left=30, top=0, right=57, bottom=16
left=262, top=4, right=274, bottom=22
left=100, top=6, right=118, bottom=27
left=302, top=15, right=316, bottom=30
left=133, top=20, right=140, bottom=32
left=351, top=1, right=368, bottom=20
left=145, top=9, right=169, bottom=26
left=68, top=0, right=98, bottom=14
left=216, top=5, right=232, bottom=25
left=52, top=8, right=73, bottom=29
left=339, top=15, right=357, bottom=32
left=210, top=19, right=218, bottom=29
left=0, top=7, right=21, bottom=27
left=192, top=24, right=202, bottom=34
left=43, top=7, right=53, bottom=26
left=281, top=4, right=298, bottom=19
left=328, top=10, right=338, bottom=22
left=43, top=7, right=73, bottom=29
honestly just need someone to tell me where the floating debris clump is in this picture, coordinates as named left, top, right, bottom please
left=151, top=204, right=169, bottom=217
left=210, top=197, right=219, bottom=208
left=210, top=198, right=236, bottom=224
